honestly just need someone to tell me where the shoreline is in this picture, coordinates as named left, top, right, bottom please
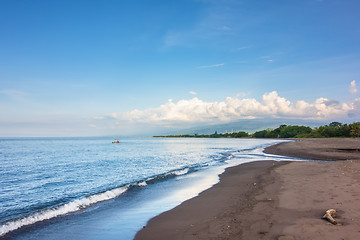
left=135, top=138, right=360, bottom=239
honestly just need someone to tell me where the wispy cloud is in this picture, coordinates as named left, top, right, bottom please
left=163, top=31, right=183, bottom=48
left=197, top=63, right=225, bottom=69
left=161, top=1, right=243, bottom=49
left=189, top=91, right=197, bottom=95
left=236, top=46, right=250, bottom=51
left=0, top=89, right=29, bottom=102
left=349, top=80, right=358, bottom=94
left=259, top=56, right=273, bottom=63
left=220, top=25, right=231, bottom=31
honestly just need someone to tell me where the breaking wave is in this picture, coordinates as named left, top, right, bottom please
left=0, top=166, right=194, bottom=237
left=0, top=186, right=128, bottom=237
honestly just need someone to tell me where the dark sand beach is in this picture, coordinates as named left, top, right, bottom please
left=135, top=138, right=360, bottom=240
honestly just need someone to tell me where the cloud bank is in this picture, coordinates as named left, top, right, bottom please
left=98, top=91, right=359, bottom=128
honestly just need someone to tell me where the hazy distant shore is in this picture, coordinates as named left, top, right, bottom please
left=135, top=138, right=360, bottom=240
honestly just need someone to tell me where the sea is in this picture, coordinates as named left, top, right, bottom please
left=0, top=137, right=295, bottom=240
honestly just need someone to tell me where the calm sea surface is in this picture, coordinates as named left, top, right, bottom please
left=0, top=137, right=293, bottom=239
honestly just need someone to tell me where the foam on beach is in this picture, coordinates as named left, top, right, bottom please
left=0, top=186, right=129, bottom=237
left=171, top=168, right=189, bottom=176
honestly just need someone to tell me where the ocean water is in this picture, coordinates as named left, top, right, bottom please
left=0, top=137, right=293, bottom=239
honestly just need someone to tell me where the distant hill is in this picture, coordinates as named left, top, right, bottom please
left=161, top=119, right=328, bottom=136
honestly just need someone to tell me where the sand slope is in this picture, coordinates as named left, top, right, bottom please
left=269, top=160, right=360, bottom=240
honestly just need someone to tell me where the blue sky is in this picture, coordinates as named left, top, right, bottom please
left=0, top=0, right=359, bottom=137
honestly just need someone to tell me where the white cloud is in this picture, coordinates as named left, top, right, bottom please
left=349, top=80, right=358, bottom=94
left=221, top=26, right=231, bottom=31
left=348, top=98, right=360, bottom=118
left=237, top=46, right=250, bottom=51
left=189, top=91, right=197, bottom=95
left=197, top=63, right=225, bottom=69
left=101, top=91, right=356, bottom=127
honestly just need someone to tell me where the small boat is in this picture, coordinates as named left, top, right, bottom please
left=112, top=140, right=120, bottom=143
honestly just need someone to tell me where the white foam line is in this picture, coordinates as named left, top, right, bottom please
left=173, top=168, right=189, bottom=176
left=138, top=181, right=147, bottom=187
left=0, top=186, right=128, bottom=237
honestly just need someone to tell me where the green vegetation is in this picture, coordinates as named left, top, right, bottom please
left=252, top=124, right=312, bottom=138
left=154, top=122, right=360, bottom=138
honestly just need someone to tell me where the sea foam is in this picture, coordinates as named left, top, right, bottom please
left=173, top=168, right=189, bottom=176
left=0, top=186, right=128, bottom=237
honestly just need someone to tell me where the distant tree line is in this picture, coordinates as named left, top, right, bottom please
left=154, top=122, right=360, bottom=138
left=154, top=131, right=250, bottom=138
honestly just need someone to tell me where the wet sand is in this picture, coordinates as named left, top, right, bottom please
left=135, top=138, right=360, bottom=240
